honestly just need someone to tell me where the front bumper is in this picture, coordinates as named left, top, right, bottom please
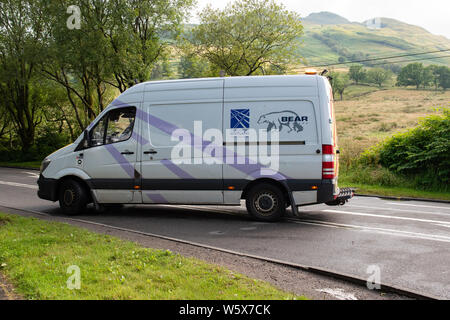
left=37, top=175, right=58, bottom=202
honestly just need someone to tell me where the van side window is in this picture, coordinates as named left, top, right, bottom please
left=89, top=117, right=107, bottom=147
left=89, top=107, right=136, bottom=147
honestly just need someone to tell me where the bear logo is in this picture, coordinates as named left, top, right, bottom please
left=257, top=111, right=308, bottom=133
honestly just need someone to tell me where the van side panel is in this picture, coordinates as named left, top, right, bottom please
left=223, top=76, right=322, bottom=205
left=140, top=79, right=225, bottom=204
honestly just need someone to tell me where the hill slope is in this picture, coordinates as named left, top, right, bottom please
left=300, top=12, right=450, bottom=68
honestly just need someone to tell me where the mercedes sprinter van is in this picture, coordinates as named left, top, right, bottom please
left=38, top=75, right=353, bottom=221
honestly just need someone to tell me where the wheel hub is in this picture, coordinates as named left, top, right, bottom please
left=255, top=193, right=277, bottom=215
left=63, top=189, right=75, bottom=206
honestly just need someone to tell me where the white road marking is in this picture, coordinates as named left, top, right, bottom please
left=387, top=202, right=450, bottom=210
left=433, top=224, right=450, bottom=229
left=289, top=219, right=450, bottom=243
left=347, top=204, right=449, bottom=216
left=0, top=180, right=38, bottom=190
left=209, top=231, right=225, bottom=235
left=240, top=227, right=257, bottom=231
left=317, top=288, right=358, bottom=300
left=182, top=204, right=450, bottom=242
left=323, top=209, right=450, bottom=226
left=22, top=171, right=39, bottom=178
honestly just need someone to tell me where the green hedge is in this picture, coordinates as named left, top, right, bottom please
left=360, top=108, right=450, bottom=186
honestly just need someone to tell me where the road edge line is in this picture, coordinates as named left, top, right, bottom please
left=355, top=193, right=450, bottom=204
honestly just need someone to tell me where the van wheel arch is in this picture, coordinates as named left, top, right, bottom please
left=241, top=178, right=291, bottom=206
left=57, top=176, right=93, bottom=204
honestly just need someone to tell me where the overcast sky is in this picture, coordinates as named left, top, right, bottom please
left=193, top=0, right=450, bottom=39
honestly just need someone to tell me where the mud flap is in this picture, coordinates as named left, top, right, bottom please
left=280, top=181, right=300, bottom=217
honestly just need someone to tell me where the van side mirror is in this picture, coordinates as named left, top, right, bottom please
left=84, top=129, right=91, bottom=147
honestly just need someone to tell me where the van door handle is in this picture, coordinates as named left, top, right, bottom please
left=121, top=150, right=135, bottom=155
left=144, top=150, right=158, bottom=155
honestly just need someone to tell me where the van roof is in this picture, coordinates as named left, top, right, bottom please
left=120, top=75, right=325, bottom=96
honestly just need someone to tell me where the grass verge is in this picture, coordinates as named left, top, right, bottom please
left=339, top=168, right=450, bottom=201
left=0, top=161, right=40, bottom=170
left=0, top=213, right=301, bottom=300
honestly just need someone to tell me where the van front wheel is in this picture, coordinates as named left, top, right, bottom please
left=59, top=179, right=88, bottom=216
left=246, top=183, right=286, bottom=222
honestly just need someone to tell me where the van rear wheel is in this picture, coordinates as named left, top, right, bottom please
left=246, top=183, right=286, bottom=222
left=59, top=179, right=88, bottom=216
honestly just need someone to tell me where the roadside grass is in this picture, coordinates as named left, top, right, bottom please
left=335, top=87, right=449, bottom=200
left=339, top=168, right=450, bottom=201
left=0, top=161, right=40, bottom=170
left=0, top=213, right=302, bottom=300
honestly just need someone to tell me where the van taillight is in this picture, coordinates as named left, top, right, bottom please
left=322, top=144, right=335, bottom=180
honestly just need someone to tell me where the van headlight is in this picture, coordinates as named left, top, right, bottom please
left=40, top=159, right=51, bottom=174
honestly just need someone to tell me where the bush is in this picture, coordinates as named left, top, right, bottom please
left=360, top=109, right=450, bottom=185
left=34, top=127, right=71, bottom=160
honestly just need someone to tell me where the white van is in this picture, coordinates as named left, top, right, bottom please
left=38, top=75, right=353, bottom=221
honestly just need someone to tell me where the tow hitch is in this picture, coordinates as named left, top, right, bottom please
left=326, top=188, right=354, bottom=206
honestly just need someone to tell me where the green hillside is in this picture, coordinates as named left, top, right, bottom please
left=299, top=12, right=450, bottom=68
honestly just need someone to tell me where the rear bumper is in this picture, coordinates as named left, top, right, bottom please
left=317, top=180, right=336, bottom=204
left=326, top=187, right=355, bottom=206
left=37, top=175, right=58, bottom=202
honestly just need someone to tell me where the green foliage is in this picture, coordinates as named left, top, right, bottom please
left=0, top=213, right=301, bottom=300
left=349, top=65, right=366, bottom=84
left=396, top=63, right=427, bottom=88
left=186, top=0, right=304, bottom=76
left=178, top=54, right=214, bottom=79
left=34, top=127, right=71, bottom=160
left=432, top=66, right=450, bottom=90
left=360, top=109, right=450, bottom=185
left=329, top=72, right=350, bottom=100
left=366, top=68, right=392, bottom=87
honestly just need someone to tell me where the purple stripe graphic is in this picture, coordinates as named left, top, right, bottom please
left=161, top=160, right=195, bottom=179
left=104, top=144, right=135, bottom=178
left=132, top=131, right=149, bottom=146
left=145, top=193, right=168, bottom=203
left=107, top=98, right=287, bottom=181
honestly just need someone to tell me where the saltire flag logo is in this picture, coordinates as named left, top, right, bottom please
left=230, top=109, right=250, bottom=129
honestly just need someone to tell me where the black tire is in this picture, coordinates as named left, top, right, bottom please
left=58, top=179, right=88, bottom=216
left=246, top=183, right=286, bottom=222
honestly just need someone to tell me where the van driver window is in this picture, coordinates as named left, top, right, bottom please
left=89, top=107, right=136, bottom=147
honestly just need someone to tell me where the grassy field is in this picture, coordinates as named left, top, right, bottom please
left=336, top=87, right=449, bottom=199
left=336, top=87, right=449, bottom=166
left=0, top=213, right=301, bottom=300
left=299, top=16, right=450, bottom=67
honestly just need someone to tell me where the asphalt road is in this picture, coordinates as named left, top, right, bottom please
left=0, top=167, right=449, bottom=299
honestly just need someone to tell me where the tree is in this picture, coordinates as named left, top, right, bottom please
left=330, top=72, right=350, bottom=100
left=367, top=68, right=392, bottom=87
left=397, top=63, right=428, bottom=89
left=349, top=65, right=366, bottom=84
left=178, top=54, right=213, bottom=79
left=0, top=0, right=50, bottom=152
left=187, top=0, right=304, bottom=76
left=42, top=0, right=194, bottom=131
left=431, top=66, right=450, bottom=91
left=437, top=66, right=450, bottom=90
